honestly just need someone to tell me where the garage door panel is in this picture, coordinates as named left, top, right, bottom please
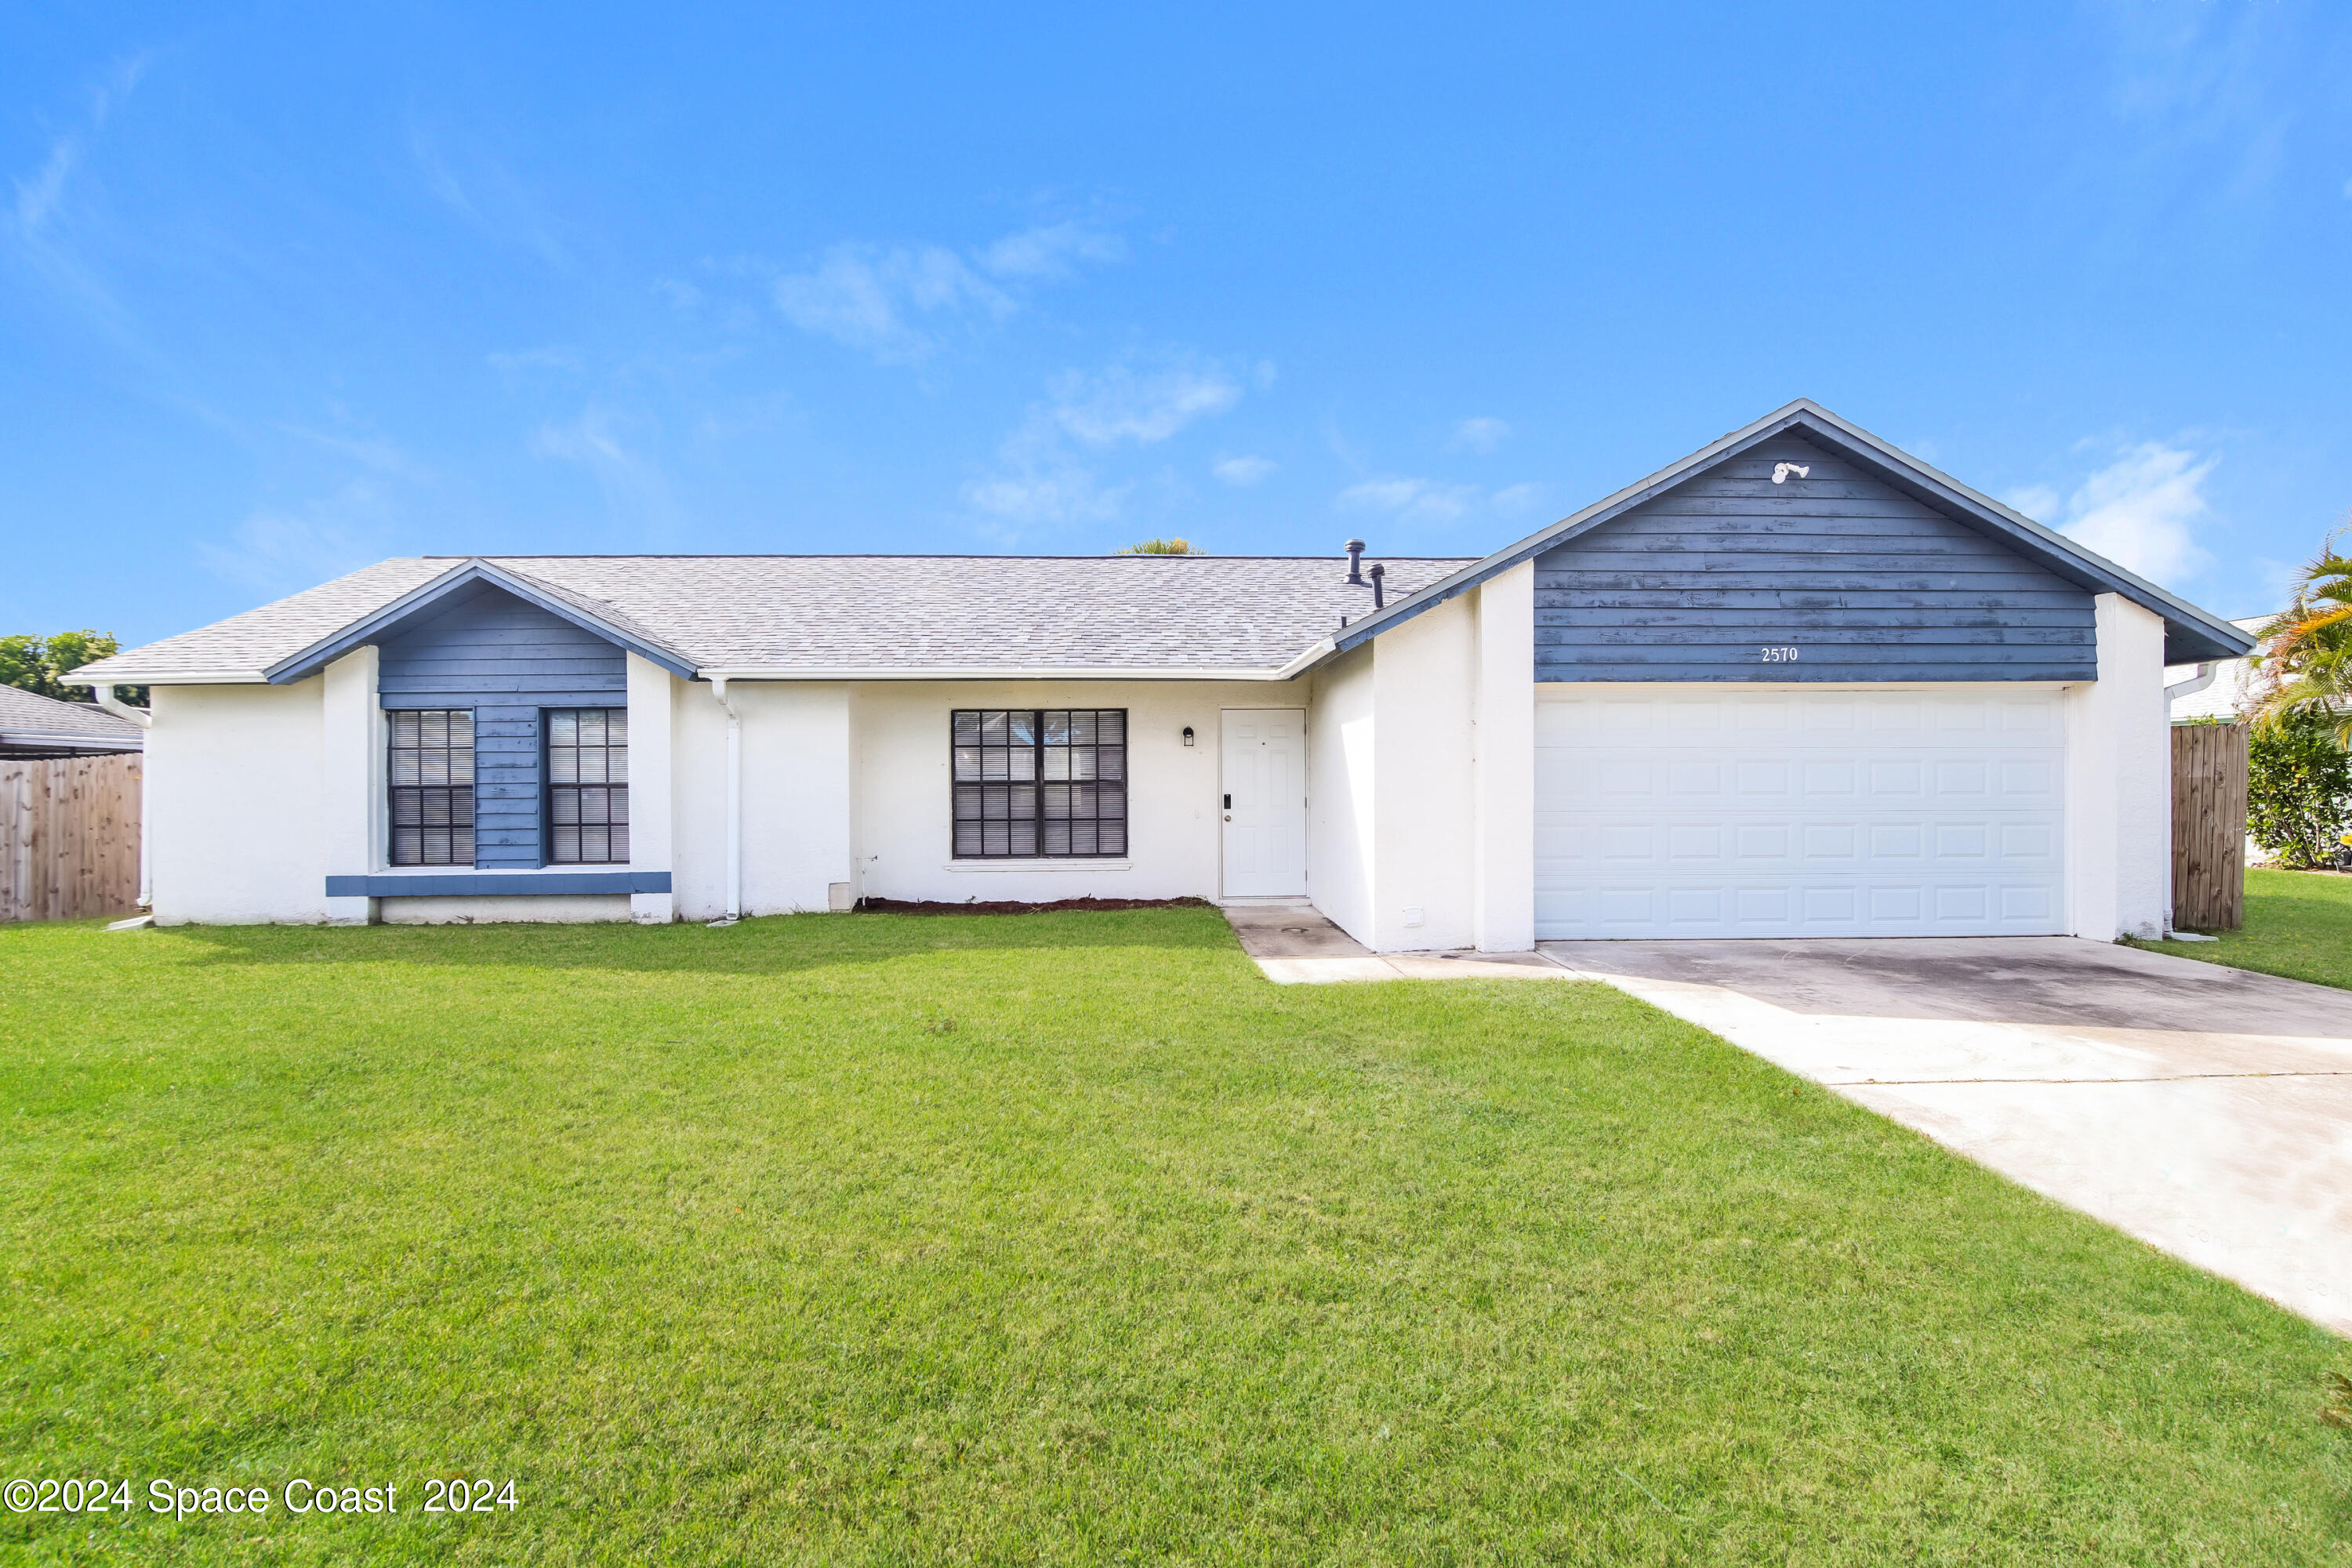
left=1547, top=816, right=2063, bottom=872
left=1534, top=687, right=2066, bottom=938
left=1541, top=875, right=2065, bottom=936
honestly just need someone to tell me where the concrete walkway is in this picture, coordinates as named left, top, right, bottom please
left=1543, top=937, right=2352, bottom=1338
left=1220, top=904, right=1577, bottom=984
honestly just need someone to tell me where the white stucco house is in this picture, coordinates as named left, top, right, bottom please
left=71, top=401, right=2251, bottom=948
left=2165, top=615, right=2275, bottom=724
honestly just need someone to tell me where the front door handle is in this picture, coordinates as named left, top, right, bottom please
left=1223, top=813, right=1232, bottom=822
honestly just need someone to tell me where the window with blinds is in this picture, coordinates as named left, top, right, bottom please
left=388, top=710, right=475, bottom=866
left=547, top=708, right=630, bottom=864
left=951, top=710, right=1127, bottom=858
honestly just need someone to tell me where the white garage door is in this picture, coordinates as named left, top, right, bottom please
left=1534, top=688, right=2067, bottom=939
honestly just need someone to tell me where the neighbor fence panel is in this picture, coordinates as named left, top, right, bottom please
left=2170, top=722, right=2247, bottom=932
left=0, top=754, right=142, bottom=924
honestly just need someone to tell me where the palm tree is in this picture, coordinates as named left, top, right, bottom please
left=2253, top=531, right=2352, bottom=742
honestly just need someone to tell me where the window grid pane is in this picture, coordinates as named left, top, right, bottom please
left=949, top=710, right=1126, bottom=858
left=547, top=707, right=630, bottom=865
left=388, top=710, right=474, bottom=866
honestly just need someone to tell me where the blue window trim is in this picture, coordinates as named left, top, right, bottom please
left=325, top=872, right=670, bottom=897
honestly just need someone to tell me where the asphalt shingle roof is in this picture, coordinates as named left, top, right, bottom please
left=71, top=554, right=1479, bottom=684
left=0, top=684, right=145, bottom=745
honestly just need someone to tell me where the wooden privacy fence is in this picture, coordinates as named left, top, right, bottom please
left=2171, top=722, right=2248, bottom=931
left=0, top=754, right=142, bottom=924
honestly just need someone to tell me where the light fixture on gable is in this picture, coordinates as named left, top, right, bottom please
left=1771, top=463, right=1811, bottom=485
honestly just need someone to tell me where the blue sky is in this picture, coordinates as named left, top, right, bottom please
left=5, top=2, right=2350, bottom=645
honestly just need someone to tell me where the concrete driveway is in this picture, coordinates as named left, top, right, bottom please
left=1542, top=938, right=2352, bottom=1338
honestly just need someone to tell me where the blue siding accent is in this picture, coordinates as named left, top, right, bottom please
left=1532, top=436, right=2098, bottom=684
left=377, top=584, right=629, bottom=868
left=327, top=872, right=668, bottom=897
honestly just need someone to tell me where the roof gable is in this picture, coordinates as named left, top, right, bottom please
left=1330, top=401, right=2255, bottom=667
left=264, top=559, right=697, bottom=684
left=1533, top=432, right=2098, bottom=682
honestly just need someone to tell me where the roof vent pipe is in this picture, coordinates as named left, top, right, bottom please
left=1344, top=539, right=1367, bottom=585
left=1368, top=562, right=1385, bottom=609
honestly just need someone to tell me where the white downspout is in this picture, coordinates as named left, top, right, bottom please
left=711, top=676, right=742, bottom=925
left=88, top=683, right=154, bottom=911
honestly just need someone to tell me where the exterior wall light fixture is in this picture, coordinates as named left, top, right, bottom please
left=1181, top=726, right=1196, bottom=746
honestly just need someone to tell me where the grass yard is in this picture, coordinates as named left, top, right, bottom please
left=2140, top=866, right=2352, bottom=991
left=2, top=909, right=2347, bottom=1566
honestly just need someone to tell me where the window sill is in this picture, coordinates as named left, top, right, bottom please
left=327, top=871, right=670, bottom=897
left=943, top=859, right=1132, bottom=873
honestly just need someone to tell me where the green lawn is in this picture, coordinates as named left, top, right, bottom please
left=2, top=910, right=2346, bottom=1565
left=2140, top=867, right=2352, bottom=991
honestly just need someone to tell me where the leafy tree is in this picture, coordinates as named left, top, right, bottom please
left=1114, top=538, right=1202, bottom=555
left=0, top=630, right=144, bottom=707
left=2246, top=706, right=2352, bottom=869
left=0, top=635, right=46, bottom=696
left=2252, top=529, right=2352, bottom=741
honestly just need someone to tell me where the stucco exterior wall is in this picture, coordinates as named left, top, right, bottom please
left=1306, top=645, right=1375, bottom=943
left=2067, top=592, right=2172, bottom=939
left=670, top=677, right=731, bottom=921
left=1472, top=564, right=1537, bottom=952
left=149, top=680, right=332, bottom=925
left=849, top=680, right=1249, bottom=906
left=1307, top=570, right=1534, bottom=955
left=1368, top=593, right=1479, bottom=952
left=739, top=681, right=855, bottom=918
left=381, top=895, right=632, bottom=924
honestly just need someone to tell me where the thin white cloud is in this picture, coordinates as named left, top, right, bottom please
left=2011, top=441, right=2217, bottom=586
left=978, top=220, right=1126, bottom=280
left=964, top=357, right=1247, bottom=528
left=5, top=55, right=154, bottom=343
left=1448, top=416, right=1510, bottom=455
left=1338, top=477, right=1477, bottom=523
left=773, top=243, right=1010, bottom=364
left=13, top=137, right=81, bottom=234
left=1050, top=365, right=1240, bottom=446
left=1213, top=455, right=1276, bottom=488
left=530, top=407, right=683, bottom=536
left=1490, top=482, right=1548, bottom=515
left=278, top=424, right=430, bottom=481
left=963, top=467, right=1127, bottom=526
left=12, top=53, right=151, bottom=235
left=406, top=120, right=570, bottom=267
left=774, top=221, right=1126, bottom=365
left=197, top=481, right=397, bottom=595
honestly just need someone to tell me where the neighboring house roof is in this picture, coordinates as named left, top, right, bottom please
left=2165, top=615, right=2276, bottom=722
left=67, top=554, right=1477, bottom=686
left=1312, top=400, right=2257, bottom=669
left=0, top=684, right=145, bottom=752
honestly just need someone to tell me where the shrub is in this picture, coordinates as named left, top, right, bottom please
left=2247, top=706, right=2352, bottom=868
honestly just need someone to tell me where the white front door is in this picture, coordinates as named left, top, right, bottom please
left=1534, top=687, right=2067, bottom=938
left=1221, top=709, right=1308, bottom=897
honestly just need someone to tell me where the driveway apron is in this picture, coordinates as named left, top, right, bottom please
left=1541, top=937, right=2352, bottom=1338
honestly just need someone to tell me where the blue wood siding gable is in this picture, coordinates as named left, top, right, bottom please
left=1532, top=435, right=2098, bottom=683
left=377, top=583, right=627, bottom=869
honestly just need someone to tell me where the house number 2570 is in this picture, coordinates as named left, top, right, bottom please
left=1759, top=646, right=1800, bottom=662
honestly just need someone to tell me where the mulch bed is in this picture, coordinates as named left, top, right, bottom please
left=851, top=895, right=1217, bottom=916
